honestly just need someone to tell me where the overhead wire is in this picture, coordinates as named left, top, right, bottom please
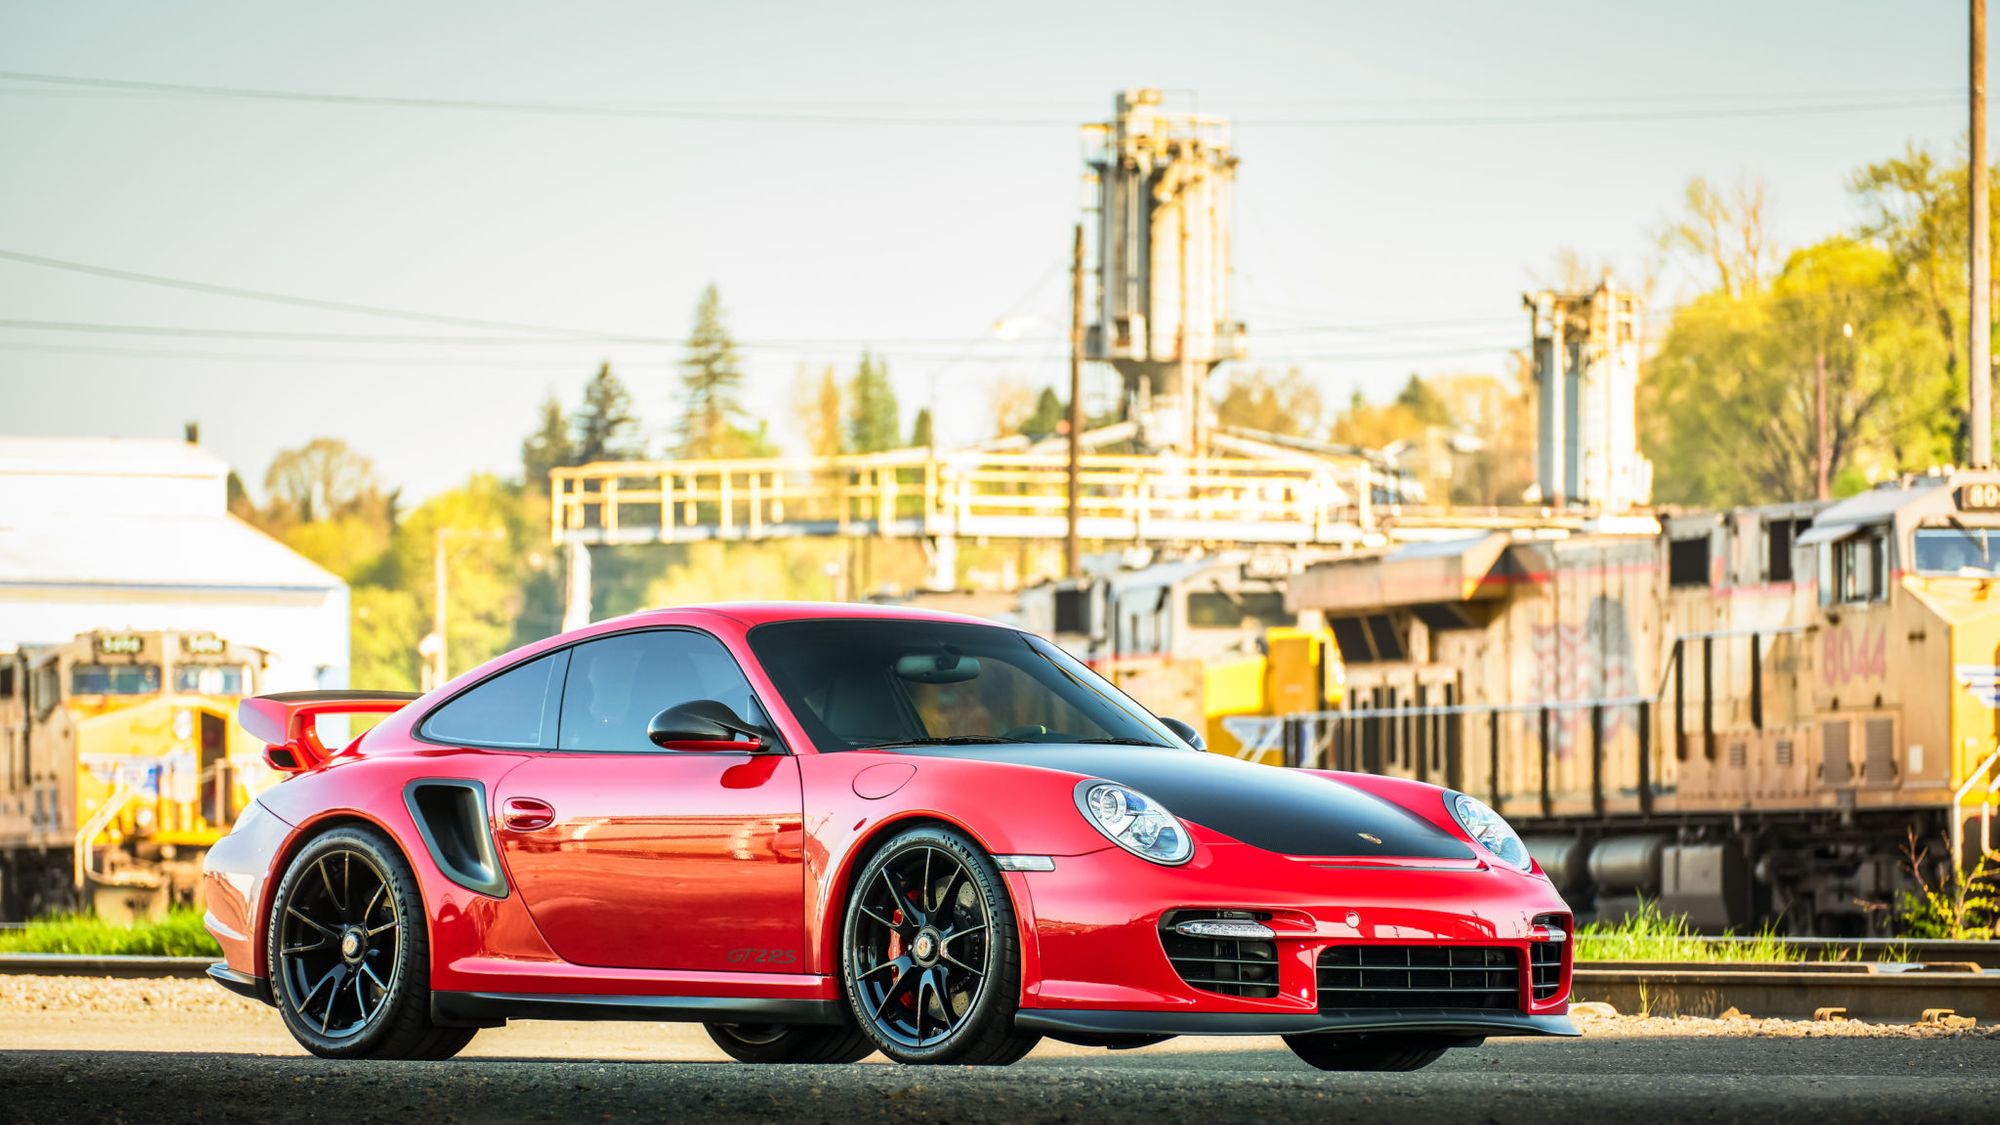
left=0, top=70, right=1966, bottom=128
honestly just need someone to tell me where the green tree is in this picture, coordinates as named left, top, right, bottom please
left=1657, top=174, right=1773, bottom=297
left=795, top=365, right=845, bottom=458
left=350, top=585, right=423, bottom=691
left=1020, top=386, right=1065, bottom=440
left=521, top=392, right=578, bottom=492
left=847, top=351, right=901, bottom=453
left=910, top=406, right=934, bottom=448
left=389, top=475, right=533, bottom=678
left=1644, top=237, right=1951, bottom=506
left=262, top=437, right=388, bottom=527
left=676, top=284, right=750, bottom=458
left=574, top=363, right=643, bottom=464
left=1393, top=375, right=1451, bottom=427
left=1215, top=367, right=1325, bottom=437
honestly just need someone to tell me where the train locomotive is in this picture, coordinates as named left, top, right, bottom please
left=0, top=630, right=270, bottom=920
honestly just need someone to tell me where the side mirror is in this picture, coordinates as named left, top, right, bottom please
left=647, top=699, right=767, bottom=752
left=1160, top=717, right=1207, bottom=752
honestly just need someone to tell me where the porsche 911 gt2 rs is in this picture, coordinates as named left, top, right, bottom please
left=203, top=602, right=1575, bottom=1070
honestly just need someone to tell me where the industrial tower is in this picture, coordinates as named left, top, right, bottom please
left=1084, top=89, right=1246, bottom=454
left=1523, top=279, right=1652, bottom=513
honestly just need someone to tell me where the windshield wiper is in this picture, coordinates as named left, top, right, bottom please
left=1074, top=737, right=1172, bottom=747
left=869, top=736, right=1013, bottom=747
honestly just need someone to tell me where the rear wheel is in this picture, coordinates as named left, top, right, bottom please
left=703, top=1022, right=876, bottom=1063
left=267, top=825, right=473, bottom=1060
left=840, top=826, right=1040, bottom=1065
left=1283, top=1032, right=1454, bottom=1072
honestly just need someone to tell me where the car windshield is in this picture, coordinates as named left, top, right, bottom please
left=1913, top=527, right=2000, bottom=577
left=747, top=618, right=1179, bottom=752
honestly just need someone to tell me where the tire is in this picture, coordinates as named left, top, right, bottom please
left=266, top=824, right=474, bottom=1060
left=703, top=1022, right=876, bottom=1064
left=839, top=825, right=1040, bottom=1065
left=1283, top=1032, right=1453, bottom=1072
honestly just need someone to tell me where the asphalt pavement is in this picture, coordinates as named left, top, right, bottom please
left=3, top=977, right=1998, bottom=1123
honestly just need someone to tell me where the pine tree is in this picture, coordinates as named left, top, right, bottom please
left=846, top=351, right=902, bottom=453
left=909, top=406, right=934, bottom=449
left=574, top=363, right=643, bottom=463
left=521, top=392, right=577, bottom=490
left=677, top=284, right=747, bottom=458
left=809, top=367, right=845, bottom=457
left=1020, top=386, right=1066, bottom=439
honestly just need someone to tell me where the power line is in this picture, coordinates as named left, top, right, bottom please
left=0, top=70, right=1964, bottom=128
left=0, top=249, right=621, bottom=338
left=0, top=337, right=1523, bottom=367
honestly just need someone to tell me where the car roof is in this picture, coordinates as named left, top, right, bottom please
left=599, top=600, right=1007, bottom=630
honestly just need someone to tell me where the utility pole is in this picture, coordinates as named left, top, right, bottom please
left=1066, top=222, right=1085, bottom=577
left=427, top=525, right=449, bottom=690
left=1975, top=0, right=1993, bottom=467
left=1814, top=348, right=1830, bottom=500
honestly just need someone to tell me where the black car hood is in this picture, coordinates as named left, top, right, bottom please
left=894, top=745, right=1473, bottom=860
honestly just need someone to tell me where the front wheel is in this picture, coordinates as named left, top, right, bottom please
left=703, top=1022, right=876, bottom=1063
left=1283, top=1032, right=1454, bottom=1072
left=840, top=825, right=1040, bottom=1065
left=267, top=825, right=474, bottom=1060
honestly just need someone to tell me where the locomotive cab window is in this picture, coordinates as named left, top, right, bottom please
left=1913, top=527, right=2000, bottom=577
left=1823, top=529, right=1889, bottom=605
left=69, top=663, right=161, bottom=695
left=1668, top=535, right=1711, bottom=588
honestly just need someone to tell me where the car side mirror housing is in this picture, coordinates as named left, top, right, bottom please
left=1160, top=717, right=1206, bottom=752
left=647, top=699, right=768, bottom=752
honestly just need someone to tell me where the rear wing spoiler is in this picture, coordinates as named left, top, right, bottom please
left=239, top=690, right=422, bottom=773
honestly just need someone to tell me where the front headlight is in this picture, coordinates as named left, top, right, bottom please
left=1075, top=781, right=1192, bottom=865
left=1447, top=792, right=1531, bottom=871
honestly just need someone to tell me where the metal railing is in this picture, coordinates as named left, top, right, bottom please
left=550, top=450, right=1373, bottom=547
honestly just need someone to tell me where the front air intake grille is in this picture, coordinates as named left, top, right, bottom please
left=1316, top=945, right=1520, bottom=1012
left=1160, top=911, right=1279, bottom=999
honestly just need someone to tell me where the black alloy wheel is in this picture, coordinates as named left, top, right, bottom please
left=267, top=825, right=476, bottom=1060
left=841, top=826, right=1039, bottom=1065
left=1283, top=1032, right=1455, bottom=1072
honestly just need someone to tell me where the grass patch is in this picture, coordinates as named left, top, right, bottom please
left=0, top=907, right=221, bottom=957
left=1573, top=900, right=1802, bottom=963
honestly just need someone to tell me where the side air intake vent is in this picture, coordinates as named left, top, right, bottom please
left=404, top=780, right=507, bottom=898
left=1160, top=910, right=1279, bottom=999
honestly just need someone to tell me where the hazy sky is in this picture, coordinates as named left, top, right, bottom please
left=0, top=1, right=1983, bottom=501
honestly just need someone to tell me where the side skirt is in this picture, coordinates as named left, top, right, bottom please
left=431, top=991, right=847, bottom=1029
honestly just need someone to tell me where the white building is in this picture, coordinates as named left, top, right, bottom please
left=0, top=436, right=348, bottom=691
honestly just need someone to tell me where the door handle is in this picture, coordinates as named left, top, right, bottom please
left=501, top=796, right=555, bottom=832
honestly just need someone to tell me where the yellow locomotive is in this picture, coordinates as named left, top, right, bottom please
left=1019, top=552, right=1345, bottom=760
left=0, top=630, right=270, bottom=921
left=1282, top=471, right=2000, bottom=935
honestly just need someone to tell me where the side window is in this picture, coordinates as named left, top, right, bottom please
left=421, top=650, right=569, bottom=749
left=558, top=630, right=762, bottom=753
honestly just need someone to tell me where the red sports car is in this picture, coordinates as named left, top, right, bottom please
left=204, top=603, right=1575, bottom=1070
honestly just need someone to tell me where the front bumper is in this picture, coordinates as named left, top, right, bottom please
left=1009, top=837, right=1574, bottom=1026
left=1017, top=1008, right=1578, bottom=1039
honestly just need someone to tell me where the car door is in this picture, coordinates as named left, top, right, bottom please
left=492, top=627, right=806, bottom=973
